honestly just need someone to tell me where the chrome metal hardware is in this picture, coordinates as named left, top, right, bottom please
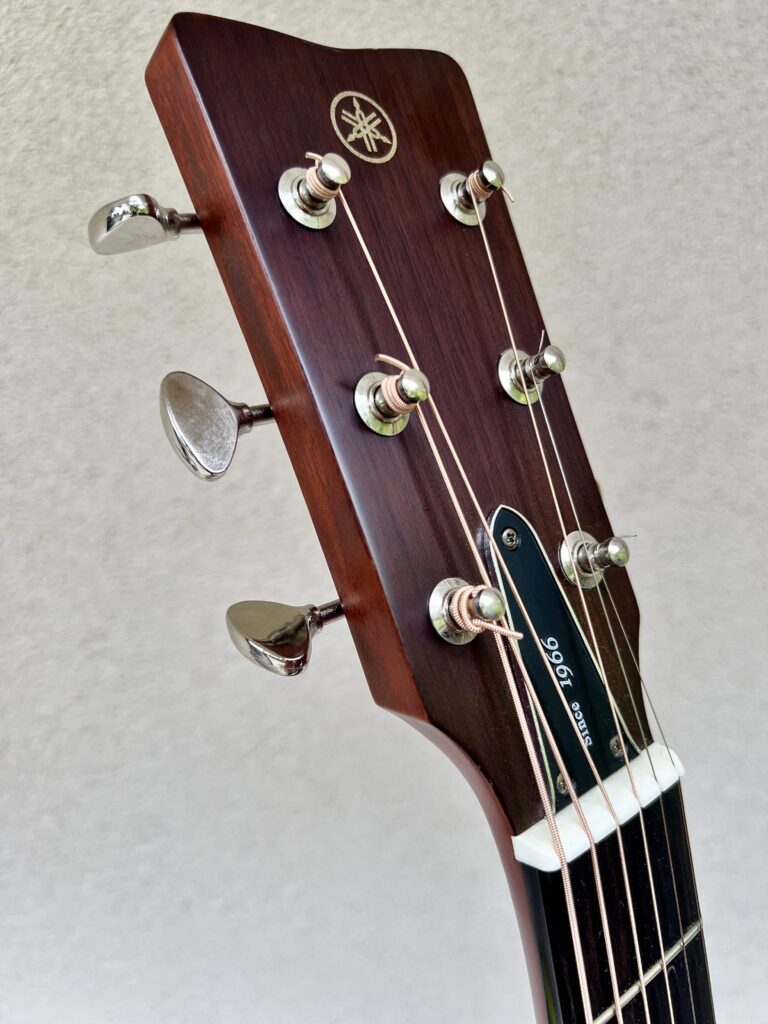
left=498, top=345, right=566, bottom=405
left=501, top=527, right=521, bottom=550
left=428, top=577, right=506, bottom=646
left=354, top=368, right=430, bottom=436
left=88, top=194, right=200, bottom=254
left=159, top=371, right=273, bottom=481
left=226, top=599, right=344, bottom=676
left=440, top=160, right=505, bottom=226
left=559, top=532, right=630, bottom=589
left=278, top=152, right=351, bottom=229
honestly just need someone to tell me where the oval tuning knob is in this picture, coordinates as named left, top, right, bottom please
left=88, top=194, right=201, bottom=254
left=159, top=371, right=274, bottom=480
left=226, top=600, right=344, bottom=676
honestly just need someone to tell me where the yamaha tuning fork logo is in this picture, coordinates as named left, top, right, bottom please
left=330, top=91, right=397, bottom=164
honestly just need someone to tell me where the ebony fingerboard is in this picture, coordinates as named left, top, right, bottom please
left=523, top=785, right=716, bottom=1023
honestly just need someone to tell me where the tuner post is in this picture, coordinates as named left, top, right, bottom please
left=278, top=152, right=351, bottom=230
left=559, top=532, right=630, bottom=589
left=440, top=159, right=505, bottom=226
left=498, top=345, right=566, bottom=405
left=429, top=577, right=508, bottom=646
left=355, top=367, right=430, bottom=436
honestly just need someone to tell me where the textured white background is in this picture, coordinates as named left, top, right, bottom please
left=2, top=2, right=766, bottom=1021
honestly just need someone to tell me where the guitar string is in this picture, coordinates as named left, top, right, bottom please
left=531, top=379, right=698, bottom=1021
left=334, top=183, right=623, bottom=1024
left=497, top=179, right=699, bottom=1020
left=480, top=180, right=679, bottom=1020
left=516, top=250, right=698, bottom=1018
left=335, top=169, right=679, bottom=1024
left=402, top=378, right=597, bottom=1020
left=499, top=164, right=695, bottom=1010
left=381, top=349, right=651, bottom=1024
left=333, top=182, right=597, bottom=1019
left=598, top=577, right=701, bottom=1021
left=471, top=185, right=674, bottom=1023
left=336, top=169, right=662, bottom=1023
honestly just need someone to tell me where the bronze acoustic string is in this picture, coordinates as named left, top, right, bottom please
left=469, top=173, right=678, bottom=1022
left=325, top=161, right=626, bottom=1024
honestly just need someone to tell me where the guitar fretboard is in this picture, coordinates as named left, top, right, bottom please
left=524, top=784, right=714, bottom=1023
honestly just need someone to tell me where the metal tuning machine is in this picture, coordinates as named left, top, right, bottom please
left=88, top=194, right=200, bottom=254
left=440, top=159, right=505, bottom=226
left=429, top=578, right=506, bottom=645
left=559, top=532, right=630, bottom=589
left=354, top=367, right=431, bottom=436
left=498, top=345, right=566, bottom=405
left=159, top=371, right=274, bottom=481
left=278, top=152, right=351, bottom=229
left=226, top=599, right=344, bottom=676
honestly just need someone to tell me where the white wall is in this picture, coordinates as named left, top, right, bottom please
left=2, top=1, right=765, bottom=1021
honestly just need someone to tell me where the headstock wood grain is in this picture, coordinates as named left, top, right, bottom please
left=133, top=13, right=715, bottom=1024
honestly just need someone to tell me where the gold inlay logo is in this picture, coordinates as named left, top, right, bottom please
left=330, top=91, right=397, bottom=164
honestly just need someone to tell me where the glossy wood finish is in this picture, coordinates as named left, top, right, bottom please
left=146, top=11, right=648, bottom=828
left=144, top=16, right=711, bottom=1021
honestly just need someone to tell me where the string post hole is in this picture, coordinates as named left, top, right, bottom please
left=498, top=344, right=566, bottom=405
left=559, top=532, right=630, bottom=589
left=354, top=367, right=430, bottom=436
left=278, top=151, right=351, bottom=229
left=429, top=578, right=515, bottom=646
left=440, top=159, right=505, bottom=226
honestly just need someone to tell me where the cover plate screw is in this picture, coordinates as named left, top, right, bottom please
left=501, top=527, right=521, bottom=550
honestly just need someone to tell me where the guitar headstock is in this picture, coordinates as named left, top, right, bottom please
left=94, top=12, right=651, bottom=838
left=88, top=17, right=723, bottom=1022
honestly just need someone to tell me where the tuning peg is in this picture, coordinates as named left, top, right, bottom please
left=440, top=159, right=505, bottom=226
left=560, top=531, right=630, bottom=589
left=88, top=193, right=201, bottom=254
left=159, top=371, right=274, bottom=480
left=498, top=345, right=566, bottom=405
left=226, top=600, right=344, bottom=676
left=577, top=536, right=630, bottom=573
left=278, top=152, right=351, bottom=230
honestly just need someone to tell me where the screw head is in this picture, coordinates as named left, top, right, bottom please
left=398, top=368, right=430, bottom=404
left=609, top=735, right=624, bottom=759
left=319, top=153, right=352, bottom=187
left=501, top=527, right=520, bottom=550
left=480, top=159, right=505, bottom=191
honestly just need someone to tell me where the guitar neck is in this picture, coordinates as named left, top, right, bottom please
left=523, top=784, right=714, bottom=1023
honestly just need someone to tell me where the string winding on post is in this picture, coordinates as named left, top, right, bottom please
left=448, top=585, right=522, bottom=640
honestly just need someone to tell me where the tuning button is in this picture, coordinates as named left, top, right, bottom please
left=560, top=532, right=630, bottom=589
left=88, top=194, right=201, bottom=254
left=577, top=537, right=630, bottom=573
left=159, top=371, right=274, bottom=480
left=498, top=345, right=566, bottom=405
left=429, top=577, right=507, bottom=645
left=226, top=600, right=344, bottom=676
left=440, top=159, right=505, bottom=226
left=278, top=152, right=352, bottom=230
